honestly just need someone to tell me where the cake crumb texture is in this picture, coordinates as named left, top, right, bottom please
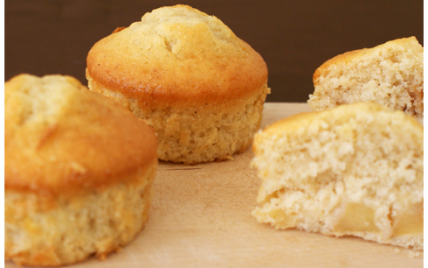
left=252, top=102, right=423, bottom=250
left=308, top=37, right=423, bottom=121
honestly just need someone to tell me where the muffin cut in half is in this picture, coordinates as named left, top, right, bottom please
left=86, top=4, right=270, bottom=164
left=252, top=102, right=423, bottom=250
left=308, top=37, right=423, bottom=121
left=5, top=74, right=158, bottom=266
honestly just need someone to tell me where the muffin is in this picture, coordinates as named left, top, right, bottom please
left=308, top=37, right=424, bottom=121
left=251, top=102, right=423, bottom=249
left=5, top=74, right=158, bottom=266
left=86, top=4, right=270, bottom=164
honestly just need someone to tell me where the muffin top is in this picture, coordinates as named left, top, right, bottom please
left=5, top=74, right=158, bottom=197
left=86, top=5, right=268, bottom=109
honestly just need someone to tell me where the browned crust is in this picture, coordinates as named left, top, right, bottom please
left=112, top=26, right=126, bottom=34
left=313, top=49, right=364, bottom=85
left=5, top=74, right=158, bottom=197
left=86, top=5, right=268, bottom=110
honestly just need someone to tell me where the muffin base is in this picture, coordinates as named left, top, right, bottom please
left=87, top=74, right=270, bottom=164
left=5, top=164, right=157, bottom=267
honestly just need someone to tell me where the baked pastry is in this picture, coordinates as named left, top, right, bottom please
left=308, top=37, right=424, bottom=121
left=251, top=102, right=423, bottom=249
left=86, top=4, right=270, bottom=164
left=5, top=74, right=158, bottom=266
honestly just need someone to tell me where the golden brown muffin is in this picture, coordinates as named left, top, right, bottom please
left=252, top=102, right=423, bottom=250
left=308, top=37, right=423, bottom=121
left=86, top=4, right=270, bottom=164
left=5, top=74, right=158, bottom=266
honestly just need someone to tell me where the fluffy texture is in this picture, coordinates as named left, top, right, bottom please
left=252, top=102, right=423, bottom=250
left=5, top=74, right=158, bottom=266
left=308, top=37, right=424, bottom=121
left=86, top=4, right=270, bottom=164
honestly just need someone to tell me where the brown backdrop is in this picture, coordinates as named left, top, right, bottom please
left=5, top=0, right=423, bottom=102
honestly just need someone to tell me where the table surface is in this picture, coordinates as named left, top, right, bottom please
left=5, top=103, right=423, bottom=268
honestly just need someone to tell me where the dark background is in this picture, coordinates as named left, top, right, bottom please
left=5, top=0, right=423, bottom=102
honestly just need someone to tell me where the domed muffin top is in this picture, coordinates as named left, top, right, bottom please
left=5, top=74, right=158, bottom=197
left=86, top=5, right=268, bottom=109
